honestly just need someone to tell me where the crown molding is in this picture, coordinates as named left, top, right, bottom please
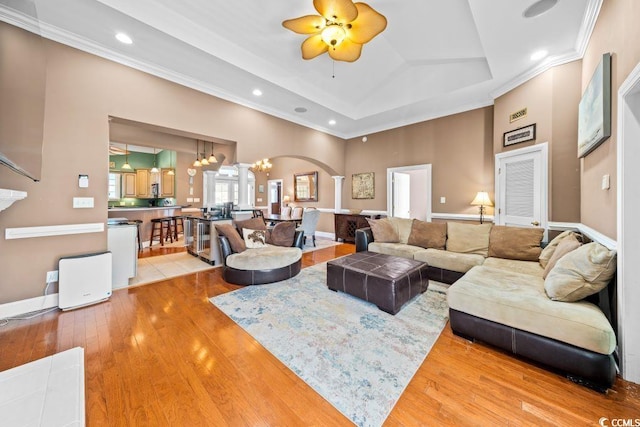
left=490, top=0, right=602, bottom=100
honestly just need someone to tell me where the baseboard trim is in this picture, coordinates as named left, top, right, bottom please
left=316, top=231, right=335, bottom=240
left=0, top=293, right=59, bottom=319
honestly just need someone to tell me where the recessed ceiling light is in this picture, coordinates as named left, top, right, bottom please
left=531, top=49, right=548, bottom=61
left=115, top=32, right=133, bottom=44
left=294, top=107, right=307, bottom=113
left=523, top=0, right=558, bottom=18
left=252, top=89, right=263, bottom=96
left=328, top=119, right=336, bottom=126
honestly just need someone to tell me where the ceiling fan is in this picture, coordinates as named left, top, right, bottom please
left=282, top=0, right=387, bottom=62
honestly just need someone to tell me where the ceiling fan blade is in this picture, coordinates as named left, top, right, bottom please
left=328, top=39, right=362, bottom=62
left=348, top=2, right=387, bottom=44
left=302, top=34, right=329, bottom=60
left=282, top=15, right=325, bottom=34
left=313, top=0, right=358, bottom=23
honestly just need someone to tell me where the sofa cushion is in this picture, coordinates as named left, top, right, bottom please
left=539, top=230, right=579, bottom=268
left=545, top=242, right=616, bottom=302
left=413, top=248, right=484, bottom=273
left=215, top=223, right=246, bottom=253
left=483, top=257, right=544, bottom=277
left=368, top=242, right=425, bottom=260
left=243, top=228, right=267, bottom=249
left=367, top=218, right=399, bottom=243
left=266, top=221, right=296, bottom=247
left=387, top=217, right=415, bottom=244
left=542, top=234, right=581, bottom=279
left=488, top=225, right=543, bottom=261
left=234, top=217, right=267, bottom=237
left=447, top=266, right=616, bottom=355
left=446, top=222, right=492, bottom=257
left=226, top=245, right=302, bottom=270
left=407, top=220, right=447, bottom=250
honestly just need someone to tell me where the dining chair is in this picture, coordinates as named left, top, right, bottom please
left=296, top=208, right=321, bottom=246
left=291, top=206, right=304, bottom=219
left=281, top=206, right=292, bottom=217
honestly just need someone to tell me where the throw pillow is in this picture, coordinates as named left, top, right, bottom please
left=446, top=222, right=492, bottom=257
left=266, top=221, right=296, bottom=247
left=215, top=223, right=246, bottom=253
left=488, top=225, right=544, bottom=261
left=542, top=234, right=581, bottom=279
left=544, top=242, right=617, bottom=302
left=387, top=217, right=415, bottom=244
left=539, top=230, right=578, bottom=268
left=243, top=228, right=267, bottom=249
left=367, top=218, right=399, bottom=243
left=407, top=220, right=447, bottom=249
left=234, top=217, right=266, bottom=237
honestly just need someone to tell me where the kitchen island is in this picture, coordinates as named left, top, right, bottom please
left=108, top=206, right=184, bottom=248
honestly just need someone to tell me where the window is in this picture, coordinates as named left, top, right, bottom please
left=108, top=173, right=121, bottom=200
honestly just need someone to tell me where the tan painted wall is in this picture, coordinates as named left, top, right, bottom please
left=0, top=24, right=344, bottom=304
left=493, top=61, right=582, bottom=223
left=344, top=107, right=495, bottom=217
left=580, top=0, right=640, bottom=238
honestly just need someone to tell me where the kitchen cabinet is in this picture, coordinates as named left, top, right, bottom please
left=136, top=169, right=151, bottom=197
left=160, top=169, right=175, bottom=197
left=122, top=173, right=136, bottom=197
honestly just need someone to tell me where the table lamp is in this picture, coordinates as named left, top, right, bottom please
left=471, top=191, right=493, bottom=224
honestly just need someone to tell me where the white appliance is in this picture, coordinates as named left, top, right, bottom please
left=107, top=223, right=138, bottom=288
left=58, top=251, right=112, bottom=311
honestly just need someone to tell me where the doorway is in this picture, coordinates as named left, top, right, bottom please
left=268, top=179, right=283, bottom=215
left=617, top=61, right=640, bottom=383
left=386, top=164, right=432, bottom=220
left=494, top=143, right=548, bottom=238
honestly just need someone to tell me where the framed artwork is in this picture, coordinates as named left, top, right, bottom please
left=578, top=52, right=612, bottom=158
left=352, top=172, right=375, bottom=199
left=503, top=124, right=536, bottom=147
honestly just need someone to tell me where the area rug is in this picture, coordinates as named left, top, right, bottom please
left=210, top=263, right=449, bottom=427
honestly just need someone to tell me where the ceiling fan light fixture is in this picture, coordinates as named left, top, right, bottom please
left=283, top=0, right=386, bottom=62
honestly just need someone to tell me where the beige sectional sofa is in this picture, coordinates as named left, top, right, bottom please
left=355, top=218, right=618, bottom=390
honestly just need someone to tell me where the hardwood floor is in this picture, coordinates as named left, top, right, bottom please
left=1, top=244, right=638, bottom=426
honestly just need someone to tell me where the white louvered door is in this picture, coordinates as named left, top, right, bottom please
left=495, top=144, right=548, bottom=235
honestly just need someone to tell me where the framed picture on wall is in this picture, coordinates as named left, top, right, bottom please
left=503, top=124, right=536, bottom=147
left=352, top=172, right=375, bottom=199
left=578, top=52, right=612, bottom=158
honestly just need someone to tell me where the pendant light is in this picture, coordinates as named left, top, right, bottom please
left=200, top=141, right=210, bottom=166
left=193, top=140, right=201, bottom=167
left=150, top=147, right=159, bottom=173
left=208, top=142, right=218, bottom=163
left=121, top=143, right=132, bottom=170
left=167, top=150, right=175, bottom=175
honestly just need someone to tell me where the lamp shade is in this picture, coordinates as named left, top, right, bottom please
left=471, top=191, right=493, bottom=207
left=283, top=195, right=291, bottom=203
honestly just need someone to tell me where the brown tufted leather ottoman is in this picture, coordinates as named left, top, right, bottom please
left=327, top=251, right=429, bottom=315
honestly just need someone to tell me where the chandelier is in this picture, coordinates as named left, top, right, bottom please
left=251, top=158, right=272, bottom=173
left=282, top=0, right=387, bottom=62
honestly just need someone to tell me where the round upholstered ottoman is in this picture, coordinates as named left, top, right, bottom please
left=223, top=246, right=302, bottom=285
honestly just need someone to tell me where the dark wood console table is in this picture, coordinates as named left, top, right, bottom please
left=334, top=213, right=382, bottom=243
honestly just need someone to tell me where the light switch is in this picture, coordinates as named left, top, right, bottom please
left=440, top=197, right=446, bottom=204
left=194, top=198, right=200, bottom=202
left=257, top=198, right=263, bottom=202
left=72, top=197, right=94, bottom=208
left=601, top=174, right=610, bottom=190
left=186, top=197, right=194, bottom=203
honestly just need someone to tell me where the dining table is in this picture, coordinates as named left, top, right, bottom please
left=264, top=214, right=303, bottom=226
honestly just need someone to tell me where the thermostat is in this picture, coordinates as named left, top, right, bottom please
left=78, top=174, right=89, bottom=188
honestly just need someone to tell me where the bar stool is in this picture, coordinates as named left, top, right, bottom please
left=171, top=216, right=184, bottom=240
left=150, top=217, right=174, bottom=246
left=132, top=220, right=143, bottom=251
